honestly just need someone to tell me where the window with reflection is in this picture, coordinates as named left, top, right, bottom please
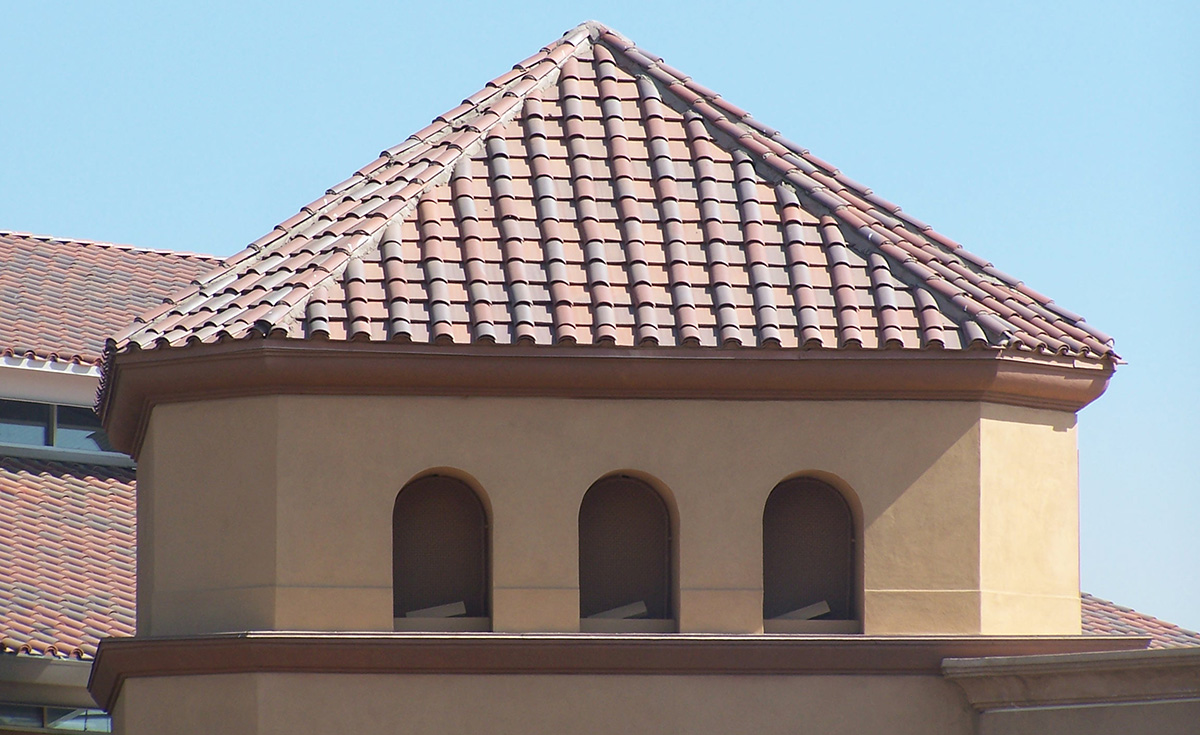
left=0, top=399, right=50, bottom=446
left=579, top=475, right=674, bottom=631
left=762, top=477, right=858, bottom=632
left=55, top=405, right=115, bottom=452
left=0, top=399, right=115, bottom=453
left=0, top=703, right=111, bottom=732
left=392, top=475, right=489, bottom=631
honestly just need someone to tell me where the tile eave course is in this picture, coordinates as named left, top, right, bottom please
left=106, top=21, right=1117, bottom=368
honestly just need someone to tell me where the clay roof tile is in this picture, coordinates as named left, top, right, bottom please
left=0, top=232, right=220, bottom=365
left=1082, top=593, right=1200, bottom=649
left=101, top=22, right=1113, bottom=362
left=1, top=457, right=136, bottom=659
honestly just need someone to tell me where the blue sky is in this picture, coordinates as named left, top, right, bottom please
left=4, top=2, right=1197, bottom=629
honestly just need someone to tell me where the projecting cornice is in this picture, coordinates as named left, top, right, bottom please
left=944, top=647, right=1200, bottom=710
left=89, top=631, right=1148, bottom=712
left=100, top=338, right=1113, bottom=457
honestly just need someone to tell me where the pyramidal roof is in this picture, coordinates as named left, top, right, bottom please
left=111, top=22, right=1114, bottom=359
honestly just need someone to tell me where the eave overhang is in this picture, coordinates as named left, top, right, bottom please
left=101, top=338, right=1114, bottom=458
left=0, top=653, right=97, bottom=709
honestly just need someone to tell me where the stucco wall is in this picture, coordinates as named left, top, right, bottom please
left=136, top=395, right=1079, bottom=636
left=979, top=403, right=1081, bottom=634
left=113, top=671, right=975, bottom=735
left=136, top=399, right=281, bottom=635
left=978, top=700, right=1200, bottom=735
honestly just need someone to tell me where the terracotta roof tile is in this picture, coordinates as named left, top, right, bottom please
left=108, top=22, right=1115, bottom=360
left=0, top=231, right=220, bottom=366
left=0, top=457, right=135, bottom=659
left=1081, top=593, right=1200, bottom=649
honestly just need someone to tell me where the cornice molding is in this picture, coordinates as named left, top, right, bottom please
left=943, top=647, right=1200, bottom=710
left=101, top=339, right=1114, bottom=457
left=88, top=632, right=1146, bottom=711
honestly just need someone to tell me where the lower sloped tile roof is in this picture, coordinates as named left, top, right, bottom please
left=1081, top=592, right=1200, bottom=649
left=0, top=456, right=135, bottom=659
left=0, top=231, right=220, bottom=366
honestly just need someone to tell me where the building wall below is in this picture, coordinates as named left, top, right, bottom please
left=113, top=671, right=976, bottom=735
left=978, top=700, right=1200, bottom=735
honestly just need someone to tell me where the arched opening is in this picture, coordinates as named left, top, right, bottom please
left=762, top=477, right=859, bottom=633
left=393, top=474, right=490, bottom=631
left=579, top=475, right=675, bottom=632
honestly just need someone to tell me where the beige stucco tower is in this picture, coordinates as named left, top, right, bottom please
left=89, top=21, right=1163, bottom=735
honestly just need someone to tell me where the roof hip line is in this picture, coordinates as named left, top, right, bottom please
left=561, top=55, right=619, bottom=345
left=593, top=27, right=1114, bottom=358
left=634, top=75, right=702, bottom=346
left=103, top=21, right=1117, bottom=364
left=594, top=44, right=661, bottom=346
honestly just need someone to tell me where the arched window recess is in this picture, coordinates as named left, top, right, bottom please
left=579, top=475, right=676, bottom=633
left=762, top=476, right=860, bottom=634
left=392, top=474, right=490, bottom=632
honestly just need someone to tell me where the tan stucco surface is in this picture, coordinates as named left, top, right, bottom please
left=137, top=395, right=1080, bottom=637
left=112, top=671, right=975, bottom=735
left=979, top=403, right=1081, bottom=633
left=114, top=674, right=259, bottom=735
left=979, top=700, right=1200, bottom=735
left=946, top=647, right=1200, bottom=735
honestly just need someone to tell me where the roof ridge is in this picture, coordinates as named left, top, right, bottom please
left=117, top=25, right=597, bottom=348
left=224, top=24, right=595, bottom=270
left=591, top=30, right=1114, bottom=358
left=0, top=230, right=221, bottom=262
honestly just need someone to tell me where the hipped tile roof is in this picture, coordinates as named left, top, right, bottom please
left=0, top=231, right=220, bottom=365
left=1082, top=593, right=1200, bottom=650
left=0, top=457, right=135, bottom=659
left=111, top=22, right=1115, bottom=359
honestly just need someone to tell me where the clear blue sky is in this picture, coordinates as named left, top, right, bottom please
left=4, top=2, right=1197, bottom=629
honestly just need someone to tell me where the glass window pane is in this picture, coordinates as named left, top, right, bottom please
left=47, top=707, right=113, bottom=732
left=55, top=406, right=115, bottom=452
left=0, top=702, right=44, bottom=727
left=0, top=398, right=51, bottom=446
